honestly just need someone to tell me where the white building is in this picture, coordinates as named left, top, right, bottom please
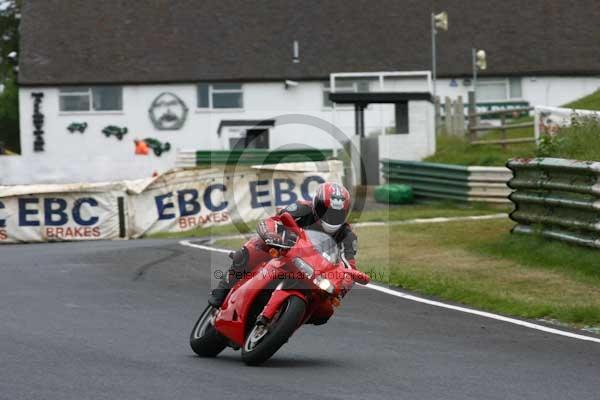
left=12, top=75, right=435, bottom=184
left=6, top=0, right=600, bottom=185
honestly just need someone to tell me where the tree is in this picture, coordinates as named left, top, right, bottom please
left=0, top=0, right=20, bottom=154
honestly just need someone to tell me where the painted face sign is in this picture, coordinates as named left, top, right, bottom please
left=149, top=92, right=189, bottom=130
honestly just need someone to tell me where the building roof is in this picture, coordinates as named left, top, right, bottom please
left=19, top=0, right=600, bottom=86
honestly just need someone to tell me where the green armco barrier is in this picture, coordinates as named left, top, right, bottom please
left=381, top=160, right=470, bottom=181
left=380, top=159, right=511, bottom=203
left=507, top=157, right=600, bottom=249
left=374, top=184, right=414, bottom=204
left=196, top=149, right=334, bottom=165
left=507, top=157, right=600, bottom=173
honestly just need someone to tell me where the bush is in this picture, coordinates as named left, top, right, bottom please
left=0, top=75, right=20, bottom=154
left=536, top=115, right=600, bottom=161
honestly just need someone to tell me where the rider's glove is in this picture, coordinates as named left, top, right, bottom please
left=347, top=258, right=357, bottom=270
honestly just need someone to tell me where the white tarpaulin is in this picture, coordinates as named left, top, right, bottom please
left=0, top=161, right=343, bottom=243
left=0, top=191, right=123, bottom=243
left=128, top=161, right=343, bottom=238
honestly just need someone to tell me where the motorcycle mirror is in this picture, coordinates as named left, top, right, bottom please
left=279, top=212, right=301, bottom=235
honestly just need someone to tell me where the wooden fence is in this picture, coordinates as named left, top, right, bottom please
left=467, top=92, right=535, bottom=148
left=435, top=93, right=536, bottom=148
left=435, top=96, right=465, bottom=137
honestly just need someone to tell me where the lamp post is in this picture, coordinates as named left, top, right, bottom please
left=431, top=11, right=448, bottom=99
left=471, top=48, right=487, bottom=107
left=468, top=48, right=487, bottom=141
left=472, top=48, right=487, bottom=96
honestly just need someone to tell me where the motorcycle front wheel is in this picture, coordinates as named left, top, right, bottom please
left=241, top=296, right=306, bottom=366
left=190, top=305, right=228, bottom=357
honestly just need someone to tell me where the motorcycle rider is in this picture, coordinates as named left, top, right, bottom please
left=208, top=182, right=358, bottom=308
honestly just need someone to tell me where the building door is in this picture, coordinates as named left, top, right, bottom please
left=245, top=129, right=269, bottom=149
left=361, top=136, right=380, bottom=185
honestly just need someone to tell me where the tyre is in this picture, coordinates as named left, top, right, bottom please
left=189, top=305, right=228, bottom=357
left=241, top=296, right=306, bottom=366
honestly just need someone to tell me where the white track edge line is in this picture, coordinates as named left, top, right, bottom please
left=180, top=239, right=231, bottom=254
left=179, top=238, right=600, bottom=345
left=364, top=283, right=600, bottom=344
left=354, top=213, right=508, bottom=228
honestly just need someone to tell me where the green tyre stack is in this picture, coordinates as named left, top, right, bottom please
left=374, top=184, right=414, bottom=204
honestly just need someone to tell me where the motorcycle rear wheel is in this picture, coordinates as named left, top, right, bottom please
left=190, top=305, right=228, bottom=357
left=241, top=296, right=306, bottom=366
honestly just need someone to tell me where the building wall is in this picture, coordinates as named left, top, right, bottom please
left=434, top=76, right=600, bottom=107
left=11, top=81, right=434, bottom=185
left=520, top=76, right=600, bottom=107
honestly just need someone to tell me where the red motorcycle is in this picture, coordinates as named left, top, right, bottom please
left=190, top=212, right=370, bottom=366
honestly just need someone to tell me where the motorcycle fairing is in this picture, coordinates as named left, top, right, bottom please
left=214, top=259, right=306, bottom=346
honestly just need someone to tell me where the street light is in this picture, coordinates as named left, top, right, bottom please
left=472, top=48, right=487, bottom=101
left=468, top=48, right=487, bottom=137
left=431, top=11, right=448, bottom=99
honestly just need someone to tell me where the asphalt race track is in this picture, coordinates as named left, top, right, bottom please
left=1, top=239, right=599, bottom=400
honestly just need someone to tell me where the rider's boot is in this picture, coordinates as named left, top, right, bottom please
left=207, top=272, right=235, bottom=308
left=207, top=248, right=249, bottom=308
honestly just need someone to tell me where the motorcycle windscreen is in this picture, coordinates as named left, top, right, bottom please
left=305, top=229, right=340, bottom=264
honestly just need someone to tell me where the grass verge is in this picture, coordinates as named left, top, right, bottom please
left=425, top=135, right=535, bottom=166
left=563, top=89, right=600, bottom=110
left=215, top=217, right=600, bottom=329
left=348, top=200, right=507, bottom=223
left=148, top=200, right=508, bottom=239
left=358, top=219, right=600, bottom=328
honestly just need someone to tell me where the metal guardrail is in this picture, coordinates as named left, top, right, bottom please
left=381, top=159, right=512, bottom=203
left=507, top=157, right=600, bottom=248
left=176, top=149, right=334, bottom=168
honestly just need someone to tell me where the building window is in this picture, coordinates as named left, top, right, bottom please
left=197, top=83, right=244, bottom=109
left=59, top=87, right=123, bottom=112
left=476, top=78, right=522, bottom=102
left=509, top=77, right=522, bottom=99
left=323, top=80, right=371, bottom=108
